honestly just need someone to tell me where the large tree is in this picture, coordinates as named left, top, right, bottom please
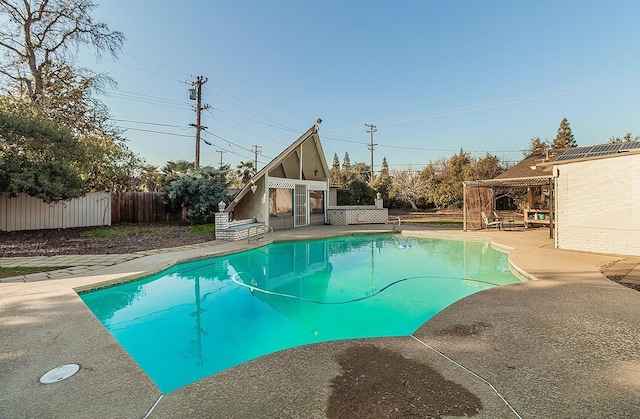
left=163, top=167, right=231, bottom=225
left=389, top=166, right=426, bottom=211
left=329, top=153, right=341, bottom=186
left=552, top=117, right=577, bottom=148
left=472, top=153, right=503, bottom=180
left=0, top=1, right=145, bottom=195
left=423, top=150, right=473, bottom=209
left=0, top=0, right=124, bottom=105
left=0, top=96, right=84, bottom=201
left=524, top=136, right=550, bottom=156
left=371, top=156, right=392, bottom=201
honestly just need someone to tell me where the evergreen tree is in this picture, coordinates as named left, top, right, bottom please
left=340, top=152, right=356, bottom=185
left=371, top=157, right=392, bottom=200
left=552, top=118, right=577, bottom=148
left=341, top=152, right=352, bottom=172
left=163, top=167, right=231, bottom=225
left=330, top=153, right=341, bottom=185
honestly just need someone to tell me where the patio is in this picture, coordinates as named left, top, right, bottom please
left=1, top=225, right=639, bottom=418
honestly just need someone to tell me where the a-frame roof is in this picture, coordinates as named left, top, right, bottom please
left=226, top=124, right=329, bottom=212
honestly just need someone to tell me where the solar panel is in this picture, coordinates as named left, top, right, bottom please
left=556, top=141, right=640, bottom=161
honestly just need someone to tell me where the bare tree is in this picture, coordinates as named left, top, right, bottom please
left=608, top=132, right=640, bottom=143
left=524, top=136, right=550, bottom=156
left=389, top=167, right=427, bottom=211
left=0, top=0, right=124, bottom=105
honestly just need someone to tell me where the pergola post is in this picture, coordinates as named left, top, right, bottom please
left=463, top=183, right=467, bottom=231
left=548, top=177, right=554, bottom=239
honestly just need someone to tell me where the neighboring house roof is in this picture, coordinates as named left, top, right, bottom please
left=464, top=148, right=564, bottom=188
left=226, top=124, right=329, bottom=212
left=495, top=147, right=568, bottom=179
left=467, top=141, right=640, bottom=188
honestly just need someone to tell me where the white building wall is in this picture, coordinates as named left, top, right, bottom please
left=555, top=153, right=640, bottom=256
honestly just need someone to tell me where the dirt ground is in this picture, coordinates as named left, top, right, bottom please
left=0, top=223, right=212, bottom=257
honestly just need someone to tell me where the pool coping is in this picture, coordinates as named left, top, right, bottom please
left=2, top=224, right=640, bottom=417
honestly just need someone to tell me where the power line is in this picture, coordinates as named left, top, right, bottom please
left=109, top=118, right=190, bottom=129
left=106, top=91, right=192, bottom=111
left=203, top=83, right=293, bottom=132
left=118, top=126, right=193, bottom=138
left=202, top=130, right=255, bottom=154
left=106, top=88, right=190, bottom=106
left=120, top=52, right=195, bottom=78
left=210, top=107, right=297, bottom=132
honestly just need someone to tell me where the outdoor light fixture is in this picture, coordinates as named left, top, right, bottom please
left=218, top=201, right=226, bottom=212
left=250, top=181, right=257, bottom=193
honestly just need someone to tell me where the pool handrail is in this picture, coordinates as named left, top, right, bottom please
left=248, top=224, right=273, bottom=243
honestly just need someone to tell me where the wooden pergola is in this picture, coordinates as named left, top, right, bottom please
left=462, top=175, right=554, bottom=238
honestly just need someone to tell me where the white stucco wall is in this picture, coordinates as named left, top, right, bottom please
left=555, top=153, right=640, bottom=256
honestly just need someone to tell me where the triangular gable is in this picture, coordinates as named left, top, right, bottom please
left=226, top=124, right=330, bottom=212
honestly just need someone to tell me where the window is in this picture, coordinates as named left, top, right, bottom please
left=269, top=188, right=293, bottom=217
left=309, top=190, right=324, bottom=214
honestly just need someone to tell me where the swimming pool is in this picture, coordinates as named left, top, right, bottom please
left=80, top=234, right=523, bottom=393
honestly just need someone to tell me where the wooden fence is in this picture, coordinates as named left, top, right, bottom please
left=0, top=192, right=183, bottom=231
left=110, top=192, right=183, bottom=224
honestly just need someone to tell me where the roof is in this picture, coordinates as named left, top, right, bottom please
left=226, top=124, right=329, bottom=212
left=495, top=147, right=568, bottom=179
left=550, top=141, right=640, bottom=164
left=467, top=141, right=640, bottom=188
left=463, top=148, right=562, bottom=188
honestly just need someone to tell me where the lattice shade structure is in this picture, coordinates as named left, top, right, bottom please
left=463, top=186, right=494, bottom=230
left=463, top=176, right=554, bottom=234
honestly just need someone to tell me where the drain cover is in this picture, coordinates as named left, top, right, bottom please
left=39, top=364, right=80, bottom=384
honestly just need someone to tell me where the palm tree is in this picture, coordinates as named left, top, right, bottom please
left=236, top=161, right=255, bottom=184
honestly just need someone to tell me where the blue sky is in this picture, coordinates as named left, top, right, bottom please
left=79, top=1, right=640, bottom=172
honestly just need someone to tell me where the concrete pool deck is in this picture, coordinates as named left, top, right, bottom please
left=1, top=225, right=640, bottom=418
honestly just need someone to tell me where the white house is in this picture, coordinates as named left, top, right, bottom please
left=540, top=143, right=640, bottom=256
left=464, top=141, right=640, bottom=256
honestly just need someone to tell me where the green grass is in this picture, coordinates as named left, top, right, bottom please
left=187, top=223, right=215, bottom=235
left=402, top=216, right=464, bottom=224
left=0, top=266, right=71, bottom=280
left=81, top=226, right=152, bottom=239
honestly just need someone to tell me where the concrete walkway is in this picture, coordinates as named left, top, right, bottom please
left=1, top=225, right=639, bottom=418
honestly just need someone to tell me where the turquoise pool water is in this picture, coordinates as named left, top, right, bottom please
left=80, top=234, right=523, bottom=393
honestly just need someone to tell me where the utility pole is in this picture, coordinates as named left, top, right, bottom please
left=216, top=150, right=227, bottom=167
left=251, top=145, right=262, bottom=172
left=365, top=123, right=377, bottom=182
left=189, top=76, right=209, bottom=168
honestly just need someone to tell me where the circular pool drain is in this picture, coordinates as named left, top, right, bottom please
left=39, top=364, right=80, bottom=384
